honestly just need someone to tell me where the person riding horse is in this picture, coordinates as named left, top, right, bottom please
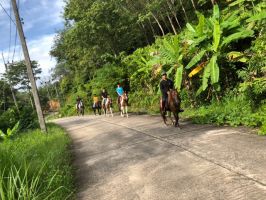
left=160, top=72, right=174, bottom=111
left=116, top=83, right=124, bottom=110
left=92, top=94, right=101, bottom=115
left=160, top=72, right=184, bottom=112
left=101, top=88, right=108, bottom=108
left=76, top=96, right=84, bottom=116
left=160, top=71, right=184, bottom=127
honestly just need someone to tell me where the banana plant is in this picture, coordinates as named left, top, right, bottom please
left=158, top=35, right=184, bottom=91
left=185, top=4, right=254, bottom=94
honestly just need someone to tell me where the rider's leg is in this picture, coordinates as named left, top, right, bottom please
left=162, top=95, right=168, bottom=111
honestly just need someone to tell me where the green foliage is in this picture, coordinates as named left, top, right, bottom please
left=0, top=124, right=75, bottom=199
left=181, top=93, right=266, bottom=134
left=49, top=0, right=266, bottom=134
left=0, top=106, right=38, bottom=133
left=0, top=121, right=20, bottom=140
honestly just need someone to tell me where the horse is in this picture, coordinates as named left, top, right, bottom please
left=92, top=101, right=101, bottom=115
left=160, top=89, right=181, bottom=127
left=77, top=101, right=84, bottom=116
left=120, top=93, right=128, bottom=118
left=102, top=97, right=113, bottom=117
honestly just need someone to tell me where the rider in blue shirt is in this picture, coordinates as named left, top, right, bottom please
left=116, top=83, right=124, bottom=110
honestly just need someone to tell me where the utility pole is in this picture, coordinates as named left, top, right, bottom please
left=1, top=53, right=19, bottom=113
left=11, top=0, right=47, bottom=132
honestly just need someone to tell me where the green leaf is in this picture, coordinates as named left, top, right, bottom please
left=175, top=65, right=184, bottom=91
left=210, top=55, right=219, bottom=84
left=186, top=50, right=206, bottom=69
left=213, top=20, right=221, bottom=52
left=246, top=12, right=266, bottom=22
left=202, top=61, right=211, bottom=91
left=221, top=29, right=254, bottom=48
left=6, top=128, right=11, bottom=137
left=196, top=86, right=203, bottom=96
left=213, top=5, right=220, bottom=20
left=229, top=0, right=246, bottom=7
left=0, top=130, right=6, bottom=140
left=186, top=23, right=196, bottom=33
left=196, top=11, right=205, bottom=35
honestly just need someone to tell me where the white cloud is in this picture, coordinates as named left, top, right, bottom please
left=0, top=33, right=57, bottom=78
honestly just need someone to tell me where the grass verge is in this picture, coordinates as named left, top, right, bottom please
left=0, top=123, right=75, bottom=200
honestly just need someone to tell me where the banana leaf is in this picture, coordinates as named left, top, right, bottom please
left=213, top=20, right=221, bottom=52
left=186, top=23, right=196, bottom=33
left=202, top=61, right=211, bottom=91
left=186, top=50, right=206, bottom=69
left=221, top=29, right=254, bottom=47
left=213, top=5, right=220, bottom=20
left=188, top=61, right=207, bottom=78
left=210, top=55, right=219, bottom=84
left=175, top=65, right=184, bottom=91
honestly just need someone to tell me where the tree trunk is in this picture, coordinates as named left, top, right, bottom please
left=179, top=0, right=188, bottom=22
left=159, top=13, right=171, bottom=33
left=138, top=22, right=150, bottom=45
left=167, top=14, right=177, bottom=34
left=151, top=12, right=165, bottom=36
left=2, top=53, right=19, bottom=112
left=190, top=0, right=196, bottom=10
left=167, top=0, right=182, bottom=30
left=148, top=18, right=157, bottom=37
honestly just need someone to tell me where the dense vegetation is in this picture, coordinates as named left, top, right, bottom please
left=48, top=0, right=266, bottom=134
left=0, top=124, right=75, bottom=199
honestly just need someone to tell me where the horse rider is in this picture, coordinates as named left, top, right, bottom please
left=101, top=88, right=108, bottom=107
left=76, top=95, right=81, bottom=109
left=93, top=94, right=99, bottom=108
left=160, top=71, right=184, bottom=112
left=116, top=83, right=124, bottom=109
left=160, top=71, right=174, bottom=111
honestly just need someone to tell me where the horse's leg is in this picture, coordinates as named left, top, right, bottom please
left=160, top=108, right=167, bottom=126
left=168, top=112, right=175, bottom=125
left=125, top=106, right=128, bottom=118
left=110, top=107, right=113, bottom=117
left=121, top=106, right=124, bottom=117
left=173, top=112, right=180, bottom=128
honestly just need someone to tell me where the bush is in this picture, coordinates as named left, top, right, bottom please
left=181, top=93, right=266, bottom=135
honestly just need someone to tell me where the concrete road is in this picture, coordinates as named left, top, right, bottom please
left=54, top=114, right=266, bottom=200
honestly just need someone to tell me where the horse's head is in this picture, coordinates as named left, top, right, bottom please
left=168, top=89, right=180, bottom=109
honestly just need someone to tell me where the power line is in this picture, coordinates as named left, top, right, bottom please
left=0, top=0, right=16, bottom=25
left=8, top=0, right=12, bottom=62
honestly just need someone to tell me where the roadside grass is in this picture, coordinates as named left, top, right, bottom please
left=180, top=97, right=266, bottom=135
left=0, top=123, right=75, bottom=200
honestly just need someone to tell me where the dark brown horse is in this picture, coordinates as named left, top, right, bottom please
left=160, top=89, right=181, bottom=127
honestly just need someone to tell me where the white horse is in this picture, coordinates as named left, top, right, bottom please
left=103, top=97, right=113, bottom=117
left=120, top=93, right=128, bottom=118
left=77, top=101, right=84, bottom=116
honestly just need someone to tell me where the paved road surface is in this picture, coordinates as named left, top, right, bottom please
left=54, top=114, right=266, bottom=200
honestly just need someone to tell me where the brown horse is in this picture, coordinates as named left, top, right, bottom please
left=120, top=93, right=128, bottom=118
left=160, top=89, right=181, bottom=127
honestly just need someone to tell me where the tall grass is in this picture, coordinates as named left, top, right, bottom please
left=0, top=124, right=75, bottom=199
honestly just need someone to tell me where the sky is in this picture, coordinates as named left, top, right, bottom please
left=0, top=0, right=65, bottom=79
